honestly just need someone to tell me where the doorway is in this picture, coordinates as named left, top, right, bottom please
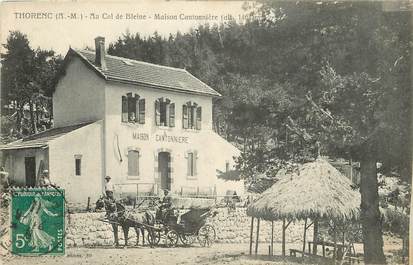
left=25, top=157, right=36, bottom=187
left=158, top=152, right=171, bottom=190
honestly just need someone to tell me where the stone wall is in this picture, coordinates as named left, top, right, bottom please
left=65, top=207, right=313, bottom=247
left=209, top=208, right=313, bottom=244
left=65, top=212, right=114, bottom=247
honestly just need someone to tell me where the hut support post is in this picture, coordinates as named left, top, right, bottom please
left=271, top=220, right=274, bottom=256
left=313, top=218, right=319, bottom=255
left=302, top=218, right=307, bottom=257
left=249, top=217, right=254, bottom=255
left=255, top=218, right=260, bottom=256
left=282, top=219, right=292, bottom=257
left=282, top=219, right=286, bottom=257
left=333, top=222, right=337, bottom=261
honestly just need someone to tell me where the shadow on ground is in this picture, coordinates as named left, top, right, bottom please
left=198, top=253, right=335, bottom=265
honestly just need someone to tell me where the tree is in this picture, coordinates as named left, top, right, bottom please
left=245, top=2, right=410, bottom=263
left=1, top=31, right=62, bottom=141
left=1, top=31, right=34, bottom=136
left=219, top=2, right=410, bottom=262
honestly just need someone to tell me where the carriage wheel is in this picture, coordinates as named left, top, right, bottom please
left=197, top=224, right=216, bottom=247
left=165, top=230, right=179, bottom=247
left=147, top=229, right=161, bottom=246
left=179, top=234, right=196, bottom=246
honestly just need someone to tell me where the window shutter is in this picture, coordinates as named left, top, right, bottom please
left=135, top=96, right=140, bottom=123
left=193, top=152, right=197, bottom=176
left=136, top=152, right=140, bottom=176
left=122, top=96, right=128, bottom=122
left=127, top=151, right=132, bottom=175
left=136, top=151, right=140, bottom=176
left=196, top=107, right=202, bottom=130
left=155, top=100, right=161, bottom=126
left=169, top=103, right=175, bottom=127
left=187, top=153, right=193, bottom=176
left=128, top=150, right=139, bottom=176
left=128, top=95, right=136, bottom=122
left=188, top=107, right=193, bottom=129
left=182, top=105, right=188, bottom=129
left=138, top=99, right=145, bottom=124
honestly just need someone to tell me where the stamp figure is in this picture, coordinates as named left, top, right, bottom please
left=11, top=188, right=65, bottom=255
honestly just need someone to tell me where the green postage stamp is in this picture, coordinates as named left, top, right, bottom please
left=11, top=188, right=65, bottom=255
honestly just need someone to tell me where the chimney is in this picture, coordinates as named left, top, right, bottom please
left=94, top=36, right=106, bottom=70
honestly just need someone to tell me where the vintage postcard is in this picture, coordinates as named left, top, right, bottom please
left=0, top=1, right=411, bottom=265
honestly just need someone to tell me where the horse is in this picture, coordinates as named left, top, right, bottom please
left=95, top=196, right=155, bottom=247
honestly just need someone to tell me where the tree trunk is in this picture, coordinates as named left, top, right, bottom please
left=360, top=154, right=386, bottom=264
left=29, top=100, right=37, bottom=134
left=49, top=99, right=53, bottom=125
left=16, top=103, right=23, bottom=135
left=35, top=104, right=39, bottom=127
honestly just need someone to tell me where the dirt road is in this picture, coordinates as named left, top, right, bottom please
left=1, top=240, right=405, bottom=265
left=1, top=243, right=316, bottom=265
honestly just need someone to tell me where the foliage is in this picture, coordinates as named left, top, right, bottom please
left=378, top=174, right=410, bottom=239
left=1, top=31, right=62, bottom=141
left=382, top=207, right=409, bottom=239
left=106, top=2, right=410, bottom=179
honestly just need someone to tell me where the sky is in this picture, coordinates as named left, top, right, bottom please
left=0, top=1, right=254, bottom=56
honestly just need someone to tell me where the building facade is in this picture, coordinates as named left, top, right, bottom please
left=1, top=37, right=243, bottom=204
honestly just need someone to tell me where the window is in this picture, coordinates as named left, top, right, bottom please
left=225, top=161, right=230, bottom=173
left=183, top=102, right=202, bottom=130
left=196, top=107, right=202, bottom=130
left=186, top=151, right=197, bottom=177
left=122, top=93, right=145, bottom=124
left=74, top=155, right=82, bottom=176
left=188, top=153, right=194, bottom=176
left=155, top=98, right=175, bottom=127
left=160, top=101, right=168, bottom=125
left=127, top=150, right=140, bottom=177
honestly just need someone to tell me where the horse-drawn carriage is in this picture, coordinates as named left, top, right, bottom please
left=148, top=206, right=216, bottom=247
left=95, top=196, right=217, bottom=248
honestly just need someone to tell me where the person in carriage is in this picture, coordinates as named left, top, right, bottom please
left=155, top=189, right=186, bottom=225
left=156, top=189, right=173, bottom=221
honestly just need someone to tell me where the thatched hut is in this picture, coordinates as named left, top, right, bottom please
left=246, top=158, right=360, bottom=258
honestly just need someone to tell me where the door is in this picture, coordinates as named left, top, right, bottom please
left=25, top=157, right=36, bottom=187
left=158, top=152, right=171, bottom=190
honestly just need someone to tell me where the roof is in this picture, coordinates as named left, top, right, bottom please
left=0, top=122, right=93, bottom=150
left=247, top=158, right=361, bottom=221
left=66, top=49, right=221, bottom=97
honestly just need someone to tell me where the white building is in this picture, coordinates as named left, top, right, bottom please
left=1, top=37, right=243, bottom=204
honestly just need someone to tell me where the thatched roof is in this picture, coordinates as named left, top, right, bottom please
left=247, top=158, right=360, bottom=221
